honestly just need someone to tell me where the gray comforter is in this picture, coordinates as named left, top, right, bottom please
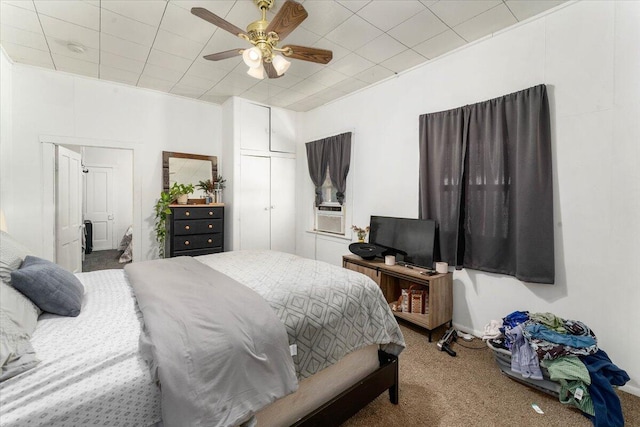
left=125, top=257, right=297, bottom=427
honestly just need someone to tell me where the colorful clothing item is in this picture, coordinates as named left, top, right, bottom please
left=525, top=323, right=596, bottom=348
left=530, top=312, right=566, bottom=333
left=524, top=319, right=598, bottom=360
left=541, top=356, right=594, bottom=416
left=502, top=311, right=529, bottom=329
left=505, top=325, right=543, bottom=380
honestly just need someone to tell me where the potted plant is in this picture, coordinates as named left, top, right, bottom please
left=352, top=225, right=370, bottom=242
left=213, top=175, right=226, bottom=202
left=197, top=179, right=215, bottom=195
left=173, top=183, right=194, bottom=205
left=153, top=183, right=193, bottom=257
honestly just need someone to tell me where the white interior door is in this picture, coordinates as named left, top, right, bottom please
left=240, top=155, right=271, bottom=250
left=56, top=146, right=83, bottom=273
left=270, top=157, right=296, bottom=253
left=84, top=166, right=115, bottom=251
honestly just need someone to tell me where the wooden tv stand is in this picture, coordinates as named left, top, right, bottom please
left=343, top=255, right=453, bottom=341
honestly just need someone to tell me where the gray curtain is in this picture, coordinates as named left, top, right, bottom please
left=305, top=139, right=328, bottom=206
left=326, top=133, right=352, bottom=205
left=306, top=132, right=352, bottom=206
left=419, top=84, right=554, bottom=284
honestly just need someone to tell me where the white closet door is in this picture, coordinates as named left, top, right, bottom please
left=84, top=166, right=115, bottom=250
left=240, top=103, right=270, bottom=151
left=270, top=107, right=296, bottom=153
left=270, top=157, right=296, bottom=253
left=56, top=146, right=83, bottom=273
left=239, top=155, right=271, bottom=250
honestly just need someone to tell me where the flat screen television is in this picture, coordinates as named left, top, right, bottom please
left=368, top=216, right=437, bottom=269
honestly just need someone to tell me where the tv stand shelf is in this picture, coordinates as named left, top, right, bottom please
left=342, top=255, right=453, bottom=341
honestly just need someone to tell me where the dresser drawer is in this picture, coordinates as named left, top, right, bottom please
left=173, top=206, right=223, bottom=220
left=174, top=219, right=223, bottom=236
left=172, top=233, right=222, bottom=252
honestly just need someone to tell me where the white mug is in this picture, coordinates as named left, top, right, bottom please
left=435, top=262, right=448, bottom=274
left=385, top=255, right=396, bottom=266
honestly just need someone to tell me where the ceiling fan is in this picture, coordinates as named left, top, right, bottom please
left=191, top=0, right=333, bottom=80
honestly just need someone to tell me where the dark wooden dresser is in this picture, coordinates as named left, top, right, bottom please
left=169, top=204, right=224, bottom=257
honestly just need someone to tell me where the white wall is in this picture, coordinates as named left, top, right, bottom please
left=82, top=146, right=133, bottom=247
left=3, top=64, right=222, bottom=261
left=1, top=49, right=13, bottom=226
left=296, top=1, right=640, bottom=394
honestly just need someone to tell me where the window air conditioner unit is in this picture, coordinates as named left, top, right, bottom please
left=315, top=204, right=345, bottom=234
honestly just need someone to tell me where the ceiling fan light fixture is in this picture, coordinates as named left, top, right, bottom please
left=242, top=46, right=263, bottom=68
left=272, top=54, right=291, bottom=76
left=247, top=66, right=265, bottom=80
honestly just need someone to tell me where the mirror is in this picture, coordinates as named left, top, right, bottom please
left=163, top=151, right=218, bottom=198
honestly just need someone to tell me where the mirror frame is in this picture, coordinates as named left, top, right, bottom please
left=162, top=151, right=218, bottom=192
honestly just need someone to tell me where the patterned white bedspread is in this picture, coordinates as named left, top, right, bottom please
left=0, top=270, right=161, bottom=427
left=196, top=250, right=405, bottom=379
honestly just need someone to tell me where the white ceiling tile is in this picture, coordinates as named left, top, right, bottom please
left=325, top=14, right=383, bottom=51
left=419, top=0, right=439, bottom=7
left=39, top=15, right=99, bottom=49
left=153, top=29, right=204, bottom=59
left=52, top=53, right=98, bottom=77
left=101, top=51, right=145, bottom=73
left=1, top=3, right=42, bottom=33
left=412, top=29, right=466, bottom=59
left=185, top=60, right=231, bottom=81
left=505, top=0, right=567, bottom=21
left=357, top=33, right=407, bottom=64
left=387, top=8, right=448, bottom=47
left=240, top=89, right=270, bottom=103
left=355, top=64, right=395, bottom=84
left=286, top=96, right=328, bottom=112
left=357, top=1, right=425, bottom=32
left=304, top=67, right=349, bottom=87
left=1, top=24, right=48, bottom=51
left=271, top=88, right=307, bottom=105
left=34, top=1, right=99, bottom=30
left=171, top=1, right=235, bottom=17
left=299, top=1, right=353, bottom=35
left=100, top=33, right=150, bottom=62
left=1, top=42, right=54, bottom=68
left=328, top=52, right=374, bottom=77
left=177, top=74, right=218, bottom=91
left=146, top=49, right=192, bottom=74
left=279, top=25, right=322, bottom=48
left=47, top=36, right=99, bottom=63
left=330, top=77, right=369, bottom=94
left=170, top=84, right=207, bottom=98
left=142, top=63, right=185, bottom=82
left=100, top=0, right=167, bottom=27
left=3, top=1, right=35, bottom=12
left=138, top=74, right=177, bottom=92
left=285, top=58, right=324, bottom=78
left=199, top=93, right=228, bottom=104
left=380, top=48, right=426, bottom=73
left=223, top=0, right=262, bottom=32
left=428, top=0, right=502, bottom=27
left=160, top=3, right=216, bottom=44
left=453, top=4, right=518, bottom=42
left=240, top=82, right=286, bottom=99
left=205, top=83, right=245, bottom=97
left=336, top=1, right=369, bottom=14
left=288, top=79, right=328, bottom=96
left=99, top=64, right=139, bottom=85
left=215, top=70, right=259, bottom=92
left=101, top=8, right=157, bottom=47
left=202, top=31, right=246, bottom=69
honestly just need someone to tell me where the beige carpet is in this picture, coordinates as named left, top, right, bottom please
left=343, top=323, right=640, bottom=427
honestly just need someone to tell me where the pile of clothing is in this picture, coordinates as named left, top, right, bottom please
left=484, top=311, right=630, bottom=427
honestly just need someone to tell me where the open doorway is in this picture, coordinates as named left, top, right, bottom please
left=56, top=144, right=133, bottom=272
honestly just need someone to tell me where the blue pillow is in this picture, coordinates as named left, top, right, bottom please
left=10, top=256, right=84, bottom=317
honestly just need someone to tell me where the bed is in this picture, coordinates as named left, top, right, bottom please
left=0, top=243, right=405, bottom=427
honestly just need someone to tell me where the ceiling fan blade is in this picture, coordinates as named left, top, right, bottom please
left=191, top=7, right=246, bottom=37
left=203, top=49, right=243, bottom=61
left=282, top=45, right=333, bottom=64
left=266, top=0, right=308, bottom=42
left=264, top=62, right=282, bottom=79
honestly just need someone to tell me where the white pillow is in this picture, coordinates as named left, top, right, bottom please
left=0, top=231, right=32, bottom=284
left=0, top=280, right=39, bottom=336
left=0, top=310, right=39, bottom=382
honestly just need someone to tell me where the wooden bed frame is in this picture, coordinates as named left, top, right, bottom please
left=293, top=351, right=399, bottom=426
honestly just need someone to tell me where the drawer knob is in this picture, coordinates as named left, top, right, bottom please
left=208, top=224, right=213, bottom=229
left=185, top=211, right=190, bottom=216
left=208, top=211, right=213, bottom=216
left=207, top=239, right=212, bottom=243
left=184, top=240, right=190, bottom=245
left=185, top=225, right=190, bottom=230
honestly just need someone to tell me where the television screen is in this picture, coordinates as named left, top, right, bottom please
left=369, top=216, right=437, bottom=269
